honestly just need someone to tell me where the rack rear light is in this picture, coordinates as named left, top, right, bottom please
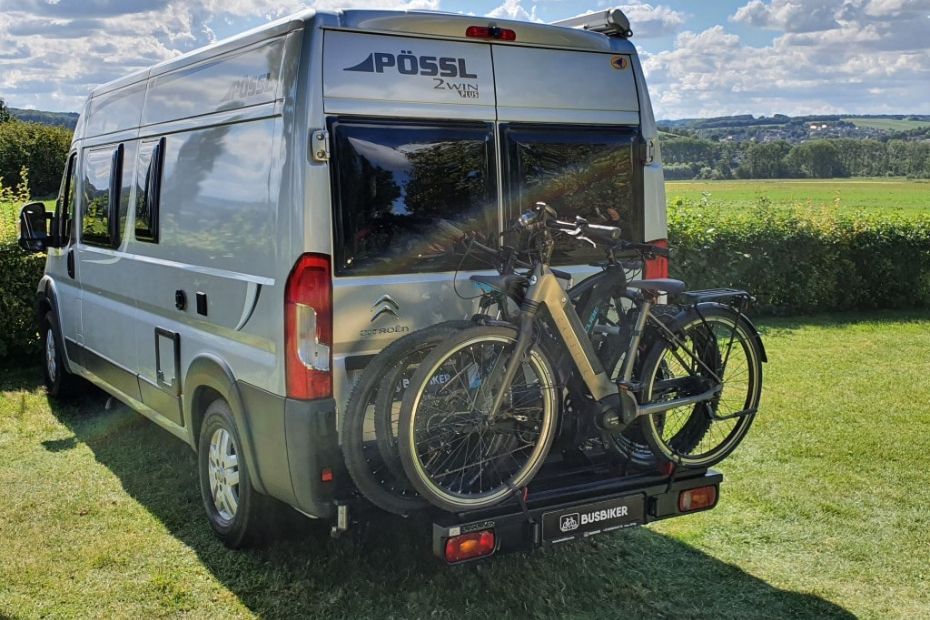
left=444, top=530, right=496, bottom=563
left=679, top=485, right=718, bottom=513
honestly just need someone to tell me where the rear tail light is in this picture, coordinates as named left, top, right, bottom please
left=444, top=530, right=496, bottom=563
left=679, top=485, right=718, bottom=513
left=644, top=238, right=669, bottom=279
left=285, top=253, right=332, bottom=400
left=466, top=26, right=517, bottom=41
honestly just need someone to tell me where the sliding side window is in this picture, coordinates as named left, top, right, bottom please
left=135, top=137, right=165, bottom=243
left=330, top=120, right=498, bottom=276
left=81, top=145, right=122, bottom=247
left=502, top=124, right=643, bottom=266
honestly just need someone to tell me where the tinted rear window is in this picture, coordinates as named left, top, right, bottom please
left=331, top=120, right=497, bottom=276
left=502, top=124, right=642, bottom=265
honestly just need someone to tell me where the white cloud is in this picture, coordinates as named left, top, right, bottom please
left=0, top=0, right=441, bottom=111
left=643, top=7, right=930, bottom=118
left=620, top=2, right=686, bottom=38
left=485, top=0, right=540, bottom=22
left=731, top=0, right=843, bottom=33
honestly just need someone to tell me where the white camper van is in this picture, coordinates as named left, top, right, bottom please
left=20, top=8, right=711, bottom=556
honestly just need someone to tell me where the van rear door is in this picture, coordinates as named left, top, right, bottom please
left=492, top=45, right=645, bottom=265
left=322, top=31, right=499, bottom=405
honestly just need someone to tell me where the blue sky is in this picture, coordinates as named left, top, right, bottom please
left=2, top=1, right=928, bottom=119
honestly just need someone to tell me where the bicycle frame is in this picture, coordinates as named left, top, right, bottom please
left=486, top=264, right=723, bottom=424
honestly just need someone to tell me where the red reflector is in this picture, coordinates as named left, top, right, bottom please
left=321, top=468, right=334, bottom=482
left=466, top=26, right=517, bottom=41
left=679, top=485, right=718, bottom=512
left=644, top=238, right=669, bottom=279
left=444, top=530, right=496, bottom=563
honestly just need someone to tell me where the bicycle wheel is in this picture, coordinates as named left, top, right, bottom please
left=398, top=325, right=558, bottom=512
left=638, top=304, right=763, bottom=468
left=342, top=321, right=470, bottom=516
left=373, top=321, right=476, bottom=482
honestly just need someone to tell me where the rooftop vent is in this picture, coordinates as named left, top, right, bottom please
left=550, top=8, right=633, bottom=39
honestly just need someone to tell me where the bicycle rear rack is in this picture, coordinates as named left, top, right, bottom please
left=680, top=288, right=753, bottom=305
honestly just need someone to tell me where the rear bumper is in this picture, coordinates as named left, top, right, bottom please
left=432, top=468, right=722, bottom=561
left=238, top=380, right=340, bottom=519
left=283, top=396, right=341, bottom=518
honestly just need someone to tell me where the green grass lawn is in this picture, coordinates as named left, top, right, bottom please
left=2, top=311, right=929, bottom=618
left=666, top=178, right=930, bottom=217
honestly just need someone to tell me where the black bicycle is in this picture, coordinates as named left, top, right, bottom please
left=397, top=203, right=766, bottom=512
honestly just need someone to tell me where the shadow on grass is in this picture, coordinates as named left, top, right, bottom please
left=17, top=369, right=854, bottom=619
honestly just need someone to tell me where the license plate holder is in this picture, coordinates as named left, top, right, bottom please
left=542, top=494, right=645, bottom=543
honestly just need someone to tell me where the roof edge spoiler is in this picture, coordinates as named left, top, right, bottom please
left=549, top=8, right=633, bottom=39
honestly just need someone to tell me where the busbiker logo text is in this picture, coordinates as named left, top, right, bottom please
left=581, top=505, right=629, bottom=525
left=559, top=504, right=630, bottom=534
left=344, top=50, right=480, bottom=99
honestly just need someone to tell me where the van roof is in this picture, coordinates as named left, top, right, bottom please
left=90, top=8, right=636, bottom=98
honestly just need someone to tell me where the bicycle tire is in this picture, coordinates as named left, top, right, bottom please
left=638, top=304, right=763, bottom=468
left=398, top=325, right=558, bottom=512
left=341, top=321, right=471, bottom=516
left=373, top=320, right=476, bottom=483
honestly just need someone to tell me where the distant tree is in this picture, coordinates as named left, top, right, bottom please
left=738, top=141, right=792, bottom=178
left=0, top=98, right=11, bottom=124
left=785, top=141, right=846, bottom=178
left=662, top=137, right=722, bottom=167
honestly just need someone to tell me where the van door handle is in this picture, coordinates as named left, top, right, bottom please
left=67, top=249, right=75, bottom=278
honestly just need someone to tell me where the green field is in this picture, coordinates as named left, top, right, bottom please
left=666, top=178, right=930, bottom=217
left=2, top=312, right=930, bottom=618
left=843, top=117, right=930, bottom=131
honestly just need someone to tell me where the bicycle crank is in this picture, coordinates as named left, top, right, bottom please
left=594, top=388, right=639, bottom=433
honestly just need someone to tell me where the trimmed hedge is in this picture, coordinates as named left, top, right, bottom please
left=2, top=201, right=930, bottom=364
left=669, top=203, right=930, bottom=315
left=0, top=243, right=45, bottom=361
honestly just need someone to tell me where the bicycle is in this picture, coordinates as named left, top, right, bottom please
left=396, top=202, right=766, bottom=512
left=342, top=232, right=649, bottom=514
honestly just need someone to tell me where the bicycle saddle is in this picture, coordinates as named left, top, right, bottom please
left=625, top=278, right=686, bottom=295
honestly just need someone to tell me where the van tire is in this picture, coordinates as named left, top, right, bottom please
left=41, top=311, right=82, bottom=400
left=198, top=398, right=270, bottom=548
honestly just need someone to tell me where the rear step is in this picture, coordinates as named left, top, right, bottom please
left=432, top=461, right=722, bottom=563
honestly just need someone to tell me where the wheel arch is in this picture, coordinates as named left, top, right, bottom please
left=183, top=354, right=268, bottom=495
left=36, top=276, right=75, bottom=374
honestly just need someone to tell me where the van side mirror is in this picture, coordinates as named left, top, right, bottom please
left=18, top=201, right=51, bottom=253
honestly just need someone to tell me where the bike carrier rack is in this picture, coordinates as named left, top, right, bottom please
left=431, top=451, right=722, bottom=562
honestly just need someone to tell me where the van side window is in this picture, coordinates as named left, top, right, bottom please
left=135, top=137, right=165, bottom=243
left=331, top=120, right=498, bottom=276
left=117, top=141, right=137, bottom=244
left=81, top=144, right=123, bottom=247
left=55, top=153, right=77, bottom=245
left=502, top=124, right=643, bottom=266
